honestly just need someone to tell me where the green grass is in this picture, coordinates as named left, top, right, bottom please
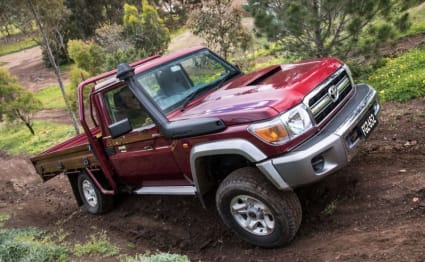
left=0, top=228, right=69, bottom=262
left=0, top=213, right=10, bottom=228
left=0, top=38, right=38, bottom=56
left=0, top=121, right=75, bottom=155
left=368, top=47, right=425, bottom=101
left=123, top=253, right=191, bottom=262
left=0, top=227, right=189, bottom=262
left=35, top=85, right=68, bottom=109
left=74, top=232, right=119, bottom=258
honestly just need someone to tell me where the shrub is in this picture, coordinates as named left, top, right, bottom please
left=368, top=48, right=425, bottom=101
left=67, top=39, right=106, bottom=75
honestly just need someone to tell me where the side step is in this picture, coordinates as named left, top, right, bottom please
left=133, top=186, right=196, bottom=195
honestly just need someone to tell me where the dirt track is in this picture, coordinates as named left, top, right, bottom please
left=1, top=99, right=425, bottom=261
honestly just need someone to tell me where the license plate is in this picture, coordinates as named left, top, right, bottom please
left=359, top=112, right=378, bottom=137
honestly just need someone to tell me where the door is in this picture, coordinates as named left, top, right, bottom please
left=102, top=85, right=185, bottom=187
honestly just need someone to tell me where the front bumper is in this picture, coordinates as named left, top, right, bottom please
left=257, top=84, right=380, bottom=189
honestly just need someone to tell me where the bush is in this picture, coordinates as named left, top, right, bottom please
left=368, top=48, right=425, bottom=101
left=66, top=66, right=91, bottom=114
left=67, top=39, right=106, bottom=75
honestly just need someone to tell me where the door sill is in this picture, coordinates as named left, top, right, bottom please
left=133, top=185, right=196, bottom=195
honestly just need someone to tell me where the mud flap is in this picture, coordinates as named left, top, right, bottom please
left=67, top=174, right=83, bottom=206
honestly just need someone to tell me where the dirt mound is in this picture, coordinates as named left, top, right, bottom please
left=1, top=99, right=425, bottom=261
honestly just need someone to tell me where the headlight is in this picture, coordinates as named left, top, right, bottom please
left=281, top=104, right=313, bottom=137
left=248, top=104, right=313, bottom=145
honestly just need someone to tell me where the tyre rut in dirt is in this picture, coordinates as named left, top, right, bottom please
left=77, top=172, right=114, bottom=214
left=216, top=167, right=302, bottom=247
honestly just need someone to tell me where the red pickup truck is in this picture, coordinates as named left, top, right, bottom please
left=31, top=47, right=380, bottom=247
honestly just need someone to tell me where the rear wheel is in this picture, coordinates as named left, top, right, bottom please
left=216, top=167, right=302, bottom=247
left=77, top=172, right=114, bottom=214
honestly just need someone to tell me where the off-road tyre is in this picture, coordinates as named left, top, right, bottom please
left=77, top=172, right=114, bottom=214
left=216, top=167, right=302, bottom=247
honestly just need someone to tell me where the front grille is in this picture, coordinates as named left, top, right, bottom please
left=306, top=67, right=353, bottom=125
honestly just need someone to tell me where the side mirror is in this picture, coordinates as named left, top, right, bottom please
left=108, top=118, right=132, bottom=139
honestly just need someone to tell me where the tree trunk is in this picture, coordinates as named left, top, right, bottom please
left=15, top=110, right=35, bottom=135
left=27, top=0, right=80, bottom=135
left=25, top=121, right=35, bottom=135
left=55, top=28, right=70, bottom=63
left=313, top=0, right=325, bottom=57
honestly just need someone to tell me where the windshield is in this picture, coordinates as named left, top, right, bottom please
left=135, top=49, right=238, bottom=114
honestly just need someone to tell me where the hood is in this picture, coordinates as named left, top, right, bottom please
left=171, top=58, right=343, bottom=125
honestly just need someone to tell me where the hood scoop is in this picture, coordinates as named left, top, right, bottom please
left=246, top=66, right=282, bottom=86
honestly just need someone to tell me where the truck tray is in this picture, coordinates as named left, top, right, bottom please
left=30, top=131, right=100, bottom=181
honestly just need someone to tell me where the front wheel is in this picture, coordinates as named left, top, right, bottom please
left=77, top=172, right=114, bottom=214
left=216, top=167, right=302, bottom=247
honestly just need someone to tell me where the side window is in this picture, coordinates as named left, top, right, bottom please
left=103, top=85, right=153, bottom=129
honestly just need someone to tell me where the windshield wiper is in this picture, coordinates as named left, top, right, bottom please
left=180, top=71, right=240, bottom=111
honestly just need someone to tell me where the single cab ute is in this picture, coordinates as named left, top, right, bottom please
left=31, top=47, right=380, bottom=247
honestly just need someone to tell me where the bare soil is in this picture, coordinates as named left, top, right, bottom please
left=1, top=98, right=425, bottom=261
left=0, top=46, right=68, bottom=92
left=381, top=33, right=425, bottom=57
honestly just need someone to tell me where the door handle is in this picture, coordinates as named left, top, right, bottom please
left=118, top=145, right=127, bottom=152
left=143, top=146, right=153, bottom=151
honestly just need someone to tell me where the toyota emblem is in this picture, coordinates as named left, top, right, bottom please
left=328, top=85, right=339, bottom=102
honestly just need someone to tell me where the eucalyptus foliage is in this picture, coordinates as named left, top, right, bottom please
left=123, top=0, right=171, bottom=54
left=188, top=0, right=253, bottom=60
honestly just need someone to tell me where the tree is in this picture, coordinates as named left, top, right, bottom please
left=152, top=0, right=200, bottom=32
left=188, top=0, right=253, bottom=60
left=26, top=0, right=80, bottom=134
left=123, top=0, right=171, bottom=54
left=0, top=69, right=41, bottom=135
left=0, top=0, right=33, bottom=38
left=247, top=0, right=423, bottom=59
left=31, top=0, right=72, bottom=66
